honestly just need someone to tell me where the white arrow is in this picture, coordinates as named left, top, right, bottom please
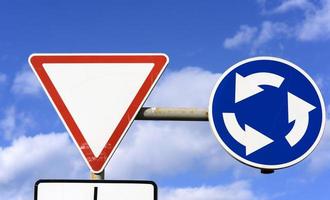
left=223, top=113, right=274, bottom=155
left=235, top=72, right=284, bottom=103
left=285, top=92, right=316, bottom=147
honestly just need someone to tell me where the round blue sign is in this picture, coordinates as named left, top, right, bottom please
left=209, top=57, right=326, bottom=169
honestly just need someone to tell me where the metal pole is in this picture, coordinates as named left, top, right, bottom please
left=136, top=107, right=208, bottom=121
left=90, top=170, right=105, bottom=180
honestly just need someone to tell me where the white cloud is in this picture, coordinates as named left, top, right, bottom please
left=11, top=69, right=41, bottom=95
left=160, top=181, right=262, bottom=200
left=251, top=21, right=290, bottom=53
left=223, top=26, right=258, bottom=49
left=260, top=0, right=330, bottom=41
left=224, top=21, right=290, bottom=53
left=146, top=67, right=220, bottom=107
left=0, top=106, right=34, bottom=140
left=272, top=0, right=313, bottom=13
left=0, top=132, right=86, bottom=200
left=298, top=0, right=330, bottom=40
left=225, top=1, right=330, bottom=51
left=265, top=0, right=330, bottom=41
left=108, top=122, right=236, bottom=179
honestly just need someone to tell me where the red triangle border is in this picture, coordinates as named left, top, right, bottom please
left=29, top=54, right=169, bottom=173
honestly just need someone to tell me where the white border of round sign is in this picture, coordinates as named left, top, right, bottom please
left=208, top=56, right=326, bottom=170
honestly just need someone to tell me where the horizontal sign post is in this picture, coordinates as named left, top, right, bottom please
left=136, top=107, right=208, bottom=121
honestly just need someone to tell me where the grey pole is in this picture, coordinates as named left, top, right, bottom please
left=90, top=170, right=105, bottom=180
left=136, top=107, right=208, bottom=121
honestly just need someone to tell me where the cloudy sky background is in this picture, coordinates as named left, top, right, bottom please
left=1, top=0, right=330, bottom=199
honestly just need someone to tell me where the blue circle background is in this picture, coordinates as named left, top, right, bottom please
left=211, top=60, right=324, bottom=166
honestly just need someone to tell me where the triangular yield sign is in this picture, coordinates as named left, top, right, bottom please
left=29, top=54, right=169, bottom=173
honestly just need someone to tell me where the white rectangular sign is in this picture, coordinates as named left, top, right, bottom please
left=35, top=180, right=157, bottom=200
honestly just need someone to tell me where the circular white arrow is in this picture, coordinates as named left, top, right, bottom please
left=235, top=72, right=284, bottom=103
left=222, top=113, right=274, bottom=156
left=285, top=92, right=316, bottom=147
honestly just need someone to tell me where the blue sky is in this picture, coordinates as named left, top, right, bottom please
left=1, top=0, right=330, bottom=199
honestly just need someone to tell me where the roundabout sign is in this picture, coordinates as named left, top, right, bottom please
left=209, top=57, right=325, bottom=170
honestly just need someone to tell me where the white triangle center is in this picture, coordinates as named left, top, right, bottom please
left=43, top=63, right=154, bottom=157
